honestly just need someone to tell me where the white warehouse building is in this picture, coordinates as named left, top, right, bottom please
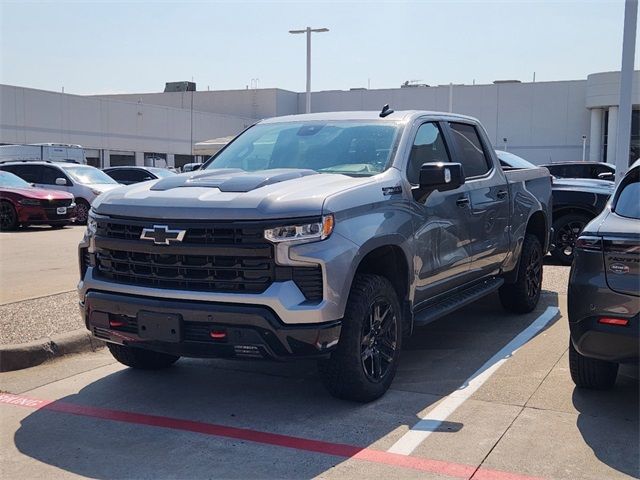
left=1, top=70, right=637, bottom=168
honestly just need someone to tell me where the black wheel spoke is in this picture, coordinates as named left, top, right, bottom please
left=360, top=298, right=398, bottom=382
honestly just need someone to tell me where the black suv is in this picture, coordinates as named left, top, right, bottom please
left=568, top=160, right=640, bottom=389
left=103, top=166, right=176, bottom=185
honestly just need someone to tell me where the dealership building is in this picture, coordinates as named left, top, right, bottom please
left=0, top=70, right=637, bottom=169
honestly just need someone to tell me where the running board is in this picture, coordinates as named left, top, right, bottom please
left=413, top=277, right=504, bottom=327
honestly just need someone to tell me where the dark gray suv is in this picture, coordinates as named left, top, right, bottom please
left=568, top=160, right=640, bottom=389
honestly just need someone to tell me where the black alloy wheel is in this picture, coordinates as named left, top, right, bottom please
left=0, top=201, right=18, bottom=231
left=361, top=300, right=398, bottom=382
left=525, top=245, right=542, bottom=301
left=552, top=214, right=590, bottom=265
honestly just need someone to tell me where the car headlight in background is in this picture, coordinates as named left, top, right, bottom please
left=264, top=215, right=334, bottom=243
left=18, top=198, right=41, bottom=206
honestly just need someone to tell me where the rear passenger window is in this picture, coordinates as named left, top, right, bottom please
left=449, top=122, right=491, bottom=178
left=1, top=165, right=41, bottom=183
left=615, top=173, right=640, bottom=219
left=407, top=122, right=451, bottom=184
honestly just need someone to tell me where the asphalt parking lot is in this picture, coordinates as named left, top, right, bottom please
left=0, top=227, right=638, bottom=479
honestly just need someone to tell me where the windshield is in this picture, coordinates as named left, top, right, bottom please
left=496, top=151, right=536, bottom=169
left=0, top=171, right=31, bottom=189
left=150, top=168, right=176, bottom=178
left=63, top=165, right=118, bottom=185
left=205, top=121, right=401, bottom=176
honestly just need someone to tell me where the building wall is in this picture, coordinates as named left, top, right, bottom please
left=306, top=80, right=590, bottom=164
left=0, top=84, right=252, bottom=167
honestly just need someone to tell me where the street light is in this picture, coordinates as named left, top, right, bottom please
left=289, top=27, right=329, bottom=113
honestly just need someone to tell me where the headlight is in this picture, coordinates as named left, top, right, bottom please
left=86, top=211, right=97, bottom=238
left=264, top=215, right=334, bottom=243
left=18, top=198, right=41, bottom=206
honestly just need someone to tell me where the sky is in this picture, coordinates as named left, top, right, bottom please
left=0, top=0, right=634, bottom=95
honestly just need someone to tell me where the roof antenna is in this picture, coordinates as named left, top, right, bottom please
left=379, top=104, right=394, bottom=118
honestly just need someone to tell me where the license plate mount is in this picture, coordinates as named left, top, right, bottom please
left=137, top=311, right=182, bottom=342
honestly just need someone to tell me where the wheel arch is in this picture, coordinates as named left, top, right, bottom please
left=348, top=238, right=413, bottom=335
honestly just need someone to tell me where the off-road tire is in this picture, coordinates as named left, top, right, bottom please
left=107, top=343, right=180, bottom=370
left=318, top=274, right=402, bottom=402
left=569, top=341, right=618, bottom=389
left=551, top=213, right=591, bottom=265
left=0, top=201, right=18, bottom=231
left=499, top=234, right=543, bottom=313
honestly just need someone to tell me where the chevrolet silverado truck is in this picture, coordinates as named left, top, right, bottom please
left=78, top=109, right=552, bottom=402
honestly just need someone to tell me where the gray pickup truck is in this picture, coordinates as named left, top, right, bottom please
left=78, top=109, right=552, bottom=402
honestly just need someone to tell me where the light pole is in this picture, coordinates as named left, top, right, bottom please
left=581, top=135, right=587, bottom=162
left=289, top=27, right=329, bottom=113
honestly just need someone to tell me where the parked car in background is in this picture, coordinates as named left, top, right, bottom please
left=0, top=170, right=76, bottom=230
left=103, top=166, right=176, bottom=185
left=181, top=162, right=202, bottom=172
left=0, top=143, right=86, bottom=164
left=497, top=151, right=615, bottom=265
left=542, top=161, right=616, bottom=181
left=568, top=160, right=639, bottom=389
left=0, top=161, right=120, bottom=224
left=79, top=110, right=552, bottom=402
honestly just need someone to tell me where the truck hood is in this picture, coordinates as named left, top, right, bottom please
left=1, top=186, right=74, bottom=200
left=92, top=168, right=375, bottom=220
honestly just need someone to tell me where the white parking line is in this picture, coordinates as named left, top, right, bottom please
left=388, top=306, right=560, bottom=455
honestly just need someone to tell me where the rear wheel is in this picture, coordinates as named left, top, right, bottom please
left=107, top=343, right=180, bottom=370
left=318, top=274, right=402, bottom=402
left=569, top=341, right=618, bottom=389
left=0, top=201, right=18, bottom=231
left=499, top=234, right=543, bottom=313
left=551, top=213, right=591, bottom=265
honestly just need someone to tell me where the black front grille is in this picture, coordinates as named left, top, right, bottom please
left=44, top=199, right=73, bottom=208
left=95, top=248, right=274, bottom=293
left=92, top=218, right=323, bottom=301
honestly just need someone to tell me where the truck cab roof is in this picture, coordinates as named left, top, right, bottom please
left=260, top=110, right=480, bottom=124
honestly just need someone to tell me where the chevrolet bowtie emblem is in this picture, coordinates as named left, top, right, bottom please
left=140, top=225, right=186, bottom=245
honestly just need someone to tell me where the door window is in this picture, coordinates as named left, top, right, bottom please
left=40, top=166, right=68, bottom=185
left=0, top=164, right=42, bottom=183
left=407, top=122, right=451, bottom=184
left=448, top=122, right=491, bottom=178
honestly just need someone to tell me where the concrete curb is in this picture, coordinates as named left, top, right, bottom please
left=0, top=329, right=104, bottom=372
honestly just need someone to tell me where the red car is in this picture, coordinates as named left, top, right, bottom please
left=0, top=170, right=77, bottom=230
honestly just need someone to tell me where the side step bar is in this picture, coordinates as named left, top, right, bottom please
left=413, top=277, right=504, bottom=327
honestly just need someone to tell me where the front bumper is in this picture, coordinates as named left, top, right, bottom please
left=82, top=291, right=341, bottom=360
left=17, top=203, right=76, bottom=224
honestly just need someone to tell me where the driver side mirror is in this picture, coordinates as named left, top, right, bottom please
left=55, top=177, right=68, bottom=186
left=419, top=162, right=465, bottom=192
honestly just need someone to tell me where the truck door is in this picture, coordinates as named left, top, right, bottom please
left=446, top=122, right=511, bottom=279
left=408, top=121, right=472, bottom=306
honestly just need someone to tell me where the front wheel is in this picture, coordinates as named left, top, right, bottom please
left=74, top=199, right=90, bottom=225
left=499, top=233, right=543, bottom=313
left=0, top=201, right=18, bottom=231
left=318, top=274, right=402, bottom=402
